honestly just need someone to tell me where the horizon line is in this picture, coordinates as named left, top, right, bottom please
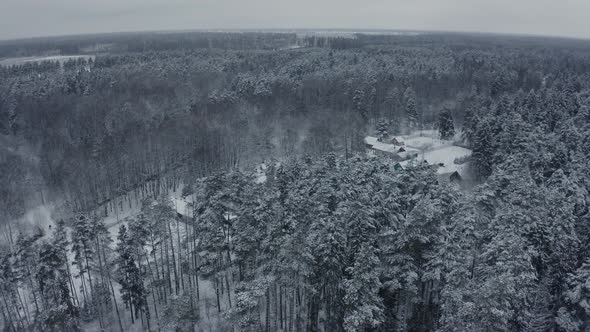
left=1, top=27, right=589, bottom=44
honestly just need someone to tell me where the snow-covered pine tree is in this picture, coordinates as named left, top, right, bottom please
left=377, top=119, right=390, bottom=142
left=438, top=108, right=455, bottom=140
left=343, top=244, right=384, bottom=332
left=471, top=118, right=495, bottom=179
left=36, top=241, right=81, bottom=331
left=115, top=224, right=148, bottom=326
left=404, top=87, right=419, bottom=130
left=558, top=258, right=590, bottom=331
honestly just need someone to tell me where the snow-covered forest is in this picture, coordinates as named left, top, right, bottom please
left=2, top=31, right=590, bottom=331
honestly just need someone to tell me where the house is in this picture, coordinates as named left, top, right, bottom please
left=365, top=136, right=402, bottom=161
left=394, top=163, right=404, bottom=171
left=450, top=171, right=462, bottom=182
left=390, top=137, right=405, bottom=146
left=398, top=147, right=406, bottom=153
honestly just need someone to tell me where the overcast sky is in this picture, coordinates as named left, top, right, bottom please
left=1, top=0, right=589, bottom=40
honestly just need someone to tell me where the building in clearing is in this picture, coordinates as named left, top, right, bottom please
left=450, top=171, right=462, bottom=182
left=365, top=136, right=420, bottom=162
left=391, top=137, right=405, bottom=146
left=368, top=130, right=473, bottom=181
left=365, top=136, right=402, bottom=161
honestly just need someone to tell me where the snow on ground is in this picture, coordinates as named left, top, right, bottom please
left=22, top=204, right=55, bottom=233
left=367, top=130, right=450, bottom=155
left=280, top=44, right=303, bottom=50
left=254, top=163, right=268, bottom=184
left=367, top=129, right=472, bottom=175
left=13, top=179, right=244, bottom=331
left=87, top=186, right=233, bottom=331
left=393, top=130, right=450, bottom=150
left=400, top=146, right=472, bottom=175
left=402, top=136, right=446, bottom=150
left=253, top=160, right=284, bottom=184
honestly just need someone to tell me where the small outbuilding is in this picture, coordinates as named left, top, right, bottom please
left=450, top=171, right=462, bottom=182
left=391, top=138, right=405, bottom=146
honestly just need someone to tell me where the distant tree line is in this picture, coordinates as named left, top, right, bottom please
left=0, top=32, right=298, bottom=58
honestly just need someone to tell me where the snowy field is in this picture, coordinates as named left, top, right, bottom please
left=395, top=130, right=452, bottom=150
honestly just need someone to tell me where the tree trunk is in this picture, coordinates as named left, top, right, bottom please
left=266, top=289, right=271, bottom=332
left=280, top=286, right=283, bottom=330
left=225, top=272, right=232, bottom=308
left=103, top=253, right=124, bottom=332
left=164, top=240, right=172, bottom=295
left=177, top=215, right=184, bottom=291
left=215, top=277, right=222, bottom=313
left=144, top=253, right=160, bottom=323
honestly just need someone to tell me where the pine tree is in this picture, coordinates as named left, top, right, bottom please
left=53, top=220, right=79, bottom=310
left=342, top=244, right=384, bottom=332
left=70, top=214, right=97, bottom=318
left=558, top=258, right=590, bottom=331
left=160, top=291, right=200, bottom=331
left=353, top=88, right=368, bottom=121
left=386, top=87, right=401, bottom=125
left=14, top=230, right=44, bottom=325
left=404, top=87, right=419, bottom=130
left=439, top=212, right=537, bottom=332
left=115, top=225, right=148, bottom=325
left=36, top=241, right=80, bottom=331
left=376, top=119, right=389, bottom=142
left=471, top=118, right=494, bottom=179
left=438, top=108, right=455, bottom=140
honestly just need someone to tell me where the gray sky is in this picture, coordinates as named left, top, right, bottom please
left=1, top=0, right=589, bottom=40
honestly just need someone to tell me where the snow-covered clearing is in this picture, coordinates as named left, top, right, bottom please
left=366, top=129, right=472, bottom=176
left=400, top=146, right=472, bottom=175
left=393, top=130, right=453, bottom=150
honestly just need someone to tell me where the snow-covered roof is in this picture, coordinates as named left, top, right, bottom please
left=397, top=146, right=420, bottom=160
left=365, top=136, right=398, bottom=154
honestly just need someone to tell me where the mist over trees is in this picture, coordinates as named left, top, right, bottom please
left=1, top=31, right=590, bottom=331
